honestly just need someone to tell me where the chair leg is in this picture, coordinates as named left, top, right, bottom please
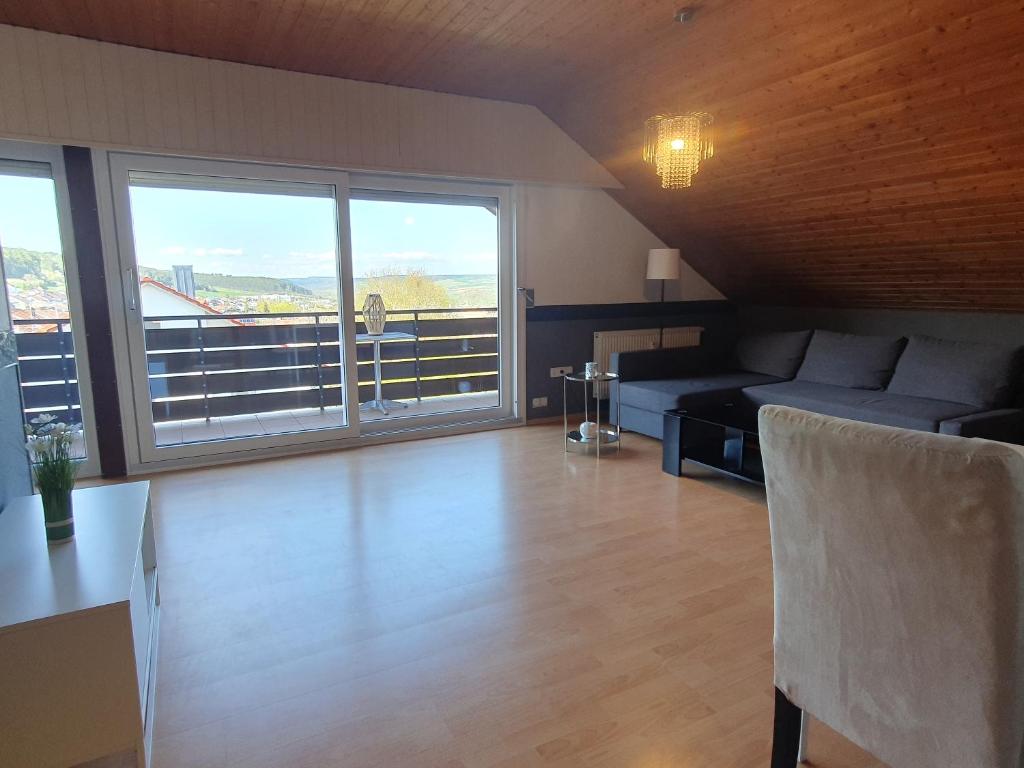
left=797, top=710, right=809, bottom=763
left=771, top=687, right=803, bottom=768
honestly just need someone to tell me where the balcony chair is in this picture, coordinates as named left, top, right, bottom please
left=758, top=404, right=1024, bottom=768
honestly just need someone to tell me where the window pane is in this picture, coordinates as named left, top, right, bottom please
left=127, top=178, right=349, bottom=446
left=0, top=169, right=87, bottom=460
left=349, top=195, right=500, bottom=422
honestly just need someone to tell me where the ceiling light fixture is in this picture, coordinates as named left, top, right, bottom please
left=643, top=112, right=714, bottom=189
left=675, top=7, right=696, bottom=23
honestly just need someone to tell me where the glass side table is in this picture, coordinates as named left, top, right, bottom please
left=563, top=371, right=621, bottom=456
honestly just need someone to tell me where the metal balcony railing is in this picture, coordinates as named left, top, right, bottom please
left=13, top=308, right=499, bottom=426
left=12, top=318, right=81, bottom=427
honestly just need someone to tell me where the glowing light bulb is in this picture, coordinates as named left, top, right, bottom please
left=670, top=138, right=686, bottom=150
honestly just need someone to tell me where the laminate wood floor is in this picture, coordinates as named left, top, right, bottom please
left=149, top=424, right=885, bottom=768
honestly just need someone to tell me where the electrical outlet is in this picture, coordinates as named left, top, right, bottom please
left=531, top=396, right=548, bottom=408
left=550, top=366, right=573, bottom=378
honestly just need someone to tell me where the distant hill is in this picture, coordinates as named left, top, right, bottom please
left=3, top=247, right=64, bottom=284
left=139, top=266, right=312, bottom=297
left=3, top=247, right=495, bottom=308
left=290, top=276, right=338, bottom=296
left=432, top=275, right=497, bottom=307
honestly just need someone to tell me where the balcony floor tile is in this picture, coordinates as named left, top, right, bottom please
left=153, top=392, right=501, bottom=448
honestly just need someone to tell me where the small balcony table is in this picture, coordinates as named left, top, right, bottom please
left=357, top=331, right=418, bottom=415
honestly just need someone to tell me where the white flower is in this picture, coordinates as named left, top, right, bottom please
left=30, top=414, right=56, bottom=425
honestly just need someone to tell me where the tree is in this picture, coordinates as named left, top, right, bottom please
left=354, top=268, right=452, bottom=312
left=258, top=298, right=301, bottom=314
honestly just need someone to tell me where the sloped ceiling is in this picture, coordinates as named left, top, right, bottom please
left=2, top=0, right=1023, bottom=311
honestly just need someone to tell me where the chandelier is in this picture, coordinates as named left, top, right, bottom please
left=643, top=112, right=714, bottom=189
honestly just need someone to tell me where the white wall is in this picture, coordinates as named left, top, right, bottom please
left=0, top=24, right=723, bottom=308
left=0, top=24, right=615, bottom=189
left=138, top=283, right=236, bottom=329
left=518, top=184, right=724, bottom=306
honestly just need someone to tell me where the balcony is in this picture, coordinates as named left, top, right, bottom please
left=14, top=308, right=500, bottom=447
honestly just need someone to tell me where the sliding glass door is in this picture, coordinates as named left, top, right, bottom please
left=0, top=141, right=100, bottom=477
left=348, top=177, right=514, bottom=430
left=107, top=154, right=359, bottom=462
left=104, top=153, right=516, bottom=466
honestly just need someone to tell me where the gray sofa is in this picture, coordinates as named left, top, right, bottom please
left=610, top=329, right=1024, bottom=444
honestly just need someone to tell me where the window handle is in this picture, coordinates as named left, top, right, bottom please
left=123, top=267, right=137, bottom=311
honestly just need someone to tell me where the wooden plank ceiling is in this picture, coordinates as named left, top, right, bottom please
left=3, top=0, right=1023, bottom=311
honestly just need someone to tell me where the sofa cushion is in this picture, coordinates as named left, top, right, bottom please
left=732, top=330, right=813, bottom=379
left=743, top=380, right=979, bottom=432
left=795, top=331, right=906, bottom=390
left=617, top=372, right=784, bottom=413
left=886, top=335, right=1022, bottom=409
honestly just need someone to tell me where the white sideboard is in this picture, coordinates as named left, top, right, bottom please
left=0, top=482, right=159, bottom=768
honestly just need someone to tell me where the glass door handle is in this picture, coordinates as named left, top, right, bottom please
left=123, top=267, right=137, bottom=311
left=517, top=287, right=534, bottom=308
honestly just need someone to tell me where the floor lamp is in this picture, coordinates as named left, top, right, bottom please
left=647, top=248, right=681, bottom=347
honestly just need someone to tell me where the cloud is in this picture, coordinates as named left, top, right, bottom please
left=461, top=251, right=498, bottom=265
left=353, top=249, right=497, bottom=277
left=268, top=250, right=339, bottom=278
left=194, top=247, right=243, bottom=257
left=157, top=245, right=243, bottom=258
left=377, top=250, right=432, bottom=262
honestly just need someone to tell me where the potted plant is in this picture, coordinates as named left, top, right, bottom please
left=25, top=414, right=82, bottom=543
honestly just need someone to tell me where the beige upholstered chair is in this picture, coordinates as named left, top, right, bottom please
left=759, top=405, right=1024, bottom=768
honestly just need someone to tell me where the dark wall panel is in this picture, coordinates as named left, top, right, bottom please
left=525, top=301, right=736, bottom=419
left=63, top=146, right=127, bottom=477
left=738, top=305, right=1024, bottom=346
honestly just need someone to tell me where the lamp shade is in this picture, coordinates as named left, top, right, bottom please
left=646, top=248, right=681, bottom=280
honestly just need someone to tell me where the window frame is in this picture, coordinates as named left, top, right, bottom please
left=102, top=151, right=361, bottom=464
left=0, top=140, right=101, bottom=478
left=348, top=173, right=517, bottom=434
left=94, top=152, right=523, bottom=474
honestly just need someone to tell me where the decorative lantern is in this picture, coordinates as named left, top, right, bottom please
left=362, top=293, right=387, bottom=335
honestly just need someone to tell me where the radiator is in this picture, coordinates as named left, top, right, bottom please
left=592, top=326, right=704, bottom=398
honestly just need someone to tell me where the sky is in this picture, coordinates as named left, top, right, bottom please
left=128, top=187, right=498, bottom=279
left=0, top=175, right=64, bottom=254
left=0, top=175, right=499, bottom=280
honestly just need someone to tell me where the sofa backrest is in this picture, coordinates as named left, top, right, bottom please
left=732, top=328, right=1024, bottom=407
left=794, top=330, right=906, bottom=391
left=732, top=330, right=812, bottom=379
left=886, top=335, right=1023, bottom=409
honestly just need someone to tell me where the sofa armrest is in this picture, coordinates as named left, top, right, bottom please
left=610, top=346, right=708, bottom=382
left=939, top=409, right=1024, bottom=444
